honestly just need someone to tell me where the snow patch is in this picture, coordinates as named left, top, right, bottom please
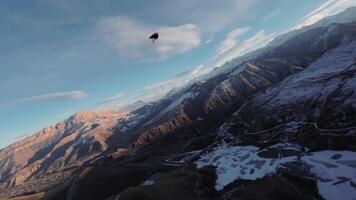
left=161, top=92, right=194, bottom=114
left=196, top=145, right=296, bottom=190
left=196, top=144, right=356, bottom=200
left=302, top=151, right=356, bottom=200
left=141, top=180, right=155, bottom=186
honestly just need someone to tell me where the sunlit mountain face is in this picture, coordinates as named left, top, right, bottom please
left=1, top=1, right=356, bottom=200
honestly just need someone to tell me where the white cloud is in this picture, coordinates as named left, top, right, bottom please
left=214, top=30, right=276, bottom=67
left=97, top=64, right=208, bottom=109
left=217, top=27, right=250, bottom=55
left=135, top=64, right=206, bottom=99
left=96, top=93, right=124, bottom=105
left=174, top=64, right=205, bottom=78
left=98, top=17, right=201, bottom=60
left=96, top=0, right=263, bottom=61
left=10, top=90, right=88, bottom=105
left=295, top=0, right=356, bottom=29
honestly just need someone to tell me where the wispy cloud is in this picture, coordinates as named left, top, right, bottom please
left=96, top=93, right=124, bottom=105
left=98, top=17, right=201, bottom=60
left=97, top=64, right=207, bottom=109
left=217, top=27, right=250, bottom=55
left=6, top=90, right=88, bottom=106
left=295, top=0, right=356, bottom=29
left=214, top=30, right=276, bottom=67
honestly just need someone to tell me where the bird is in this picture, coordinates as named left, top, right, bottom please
left=149, top=32, right=159, bottom=43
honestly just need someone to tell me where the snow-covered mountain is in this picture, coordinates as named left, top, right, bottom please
left=1, top=7, right=356, bottom=200
left=269, top=6, right=356, bottom=48
left=221, top=22, right=356, bottom=151
left=129, top=21, right=356, bottom=151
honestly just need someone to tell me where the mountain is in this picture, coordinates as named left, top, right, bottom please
left=0, top=109, right=125, bottom=196
left=224, top=23, right=356, bottom=151
left=268, top=6, right=356, bottom=48
left=1, top=7, right=356, bottom=200
left=128, top=21, right=356, bottom=150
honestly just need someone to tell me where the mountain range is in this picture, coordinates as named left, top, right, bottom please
left=1, top=6, right=356, bottom=200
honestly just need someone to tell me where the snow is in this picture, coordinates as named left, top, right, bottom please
left=148, top=92, right=194, bottom=123
left=141, top=180, right=155, bottom=186
left=197, top=117, right=204, bottom=121
left=249, top=38, right=356, bottom=110
left=229, top=65, right=246, bottom=76
left=117, top=110, right=151, bottom=132
left=196, top=144, right=296, bottom=190
left=161, top=92, right=193, bottom=114
left=196, top=144, right=356, bottom=200
left=302, top=151, right=356, bottom=200
left=73, top=134, right=95, bottom=146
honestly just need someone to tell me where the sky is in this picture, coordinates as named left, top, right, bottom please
left=1, top=0, right=355, bottom=148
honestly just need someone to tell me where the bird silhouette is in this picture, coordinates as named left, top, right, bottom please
left=149, top=32, right=159, bottom=43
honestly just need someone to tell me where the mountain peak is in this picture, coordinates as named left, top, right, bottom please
left=69, top=109, right=121, bottom=123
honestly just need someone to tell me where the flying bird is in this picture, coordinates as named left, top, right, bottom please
left=149, top=32, right=159, bottom=43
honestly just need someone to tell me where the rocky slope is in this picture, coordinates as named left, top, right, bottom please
left=0, top=109, right=125, bottom=190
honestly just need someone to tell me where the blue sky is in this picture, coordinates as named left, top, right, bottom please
left=1, top=0, right=355, bottom=148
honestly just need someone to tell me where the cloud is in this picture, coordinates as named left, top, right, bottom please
left=96, top=0, right=263, bottom=61
left=295, top=0, right=356, bottom=29
left=217, top=27, right=250, bottom=55
left=97, top=81, right=174, bottom=109
left=9, top=90, right=88, bottom=105
left=174, top=64, right=205, bottom=78
left=96, top=93, right=124, bottom=105
left=133, top=64, right=206, bottom=100
left=214, top=30, right=276, bottom=67
left=97, top=17, right=201, bottom=60
left=97, top=64, right=208, bottom=109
